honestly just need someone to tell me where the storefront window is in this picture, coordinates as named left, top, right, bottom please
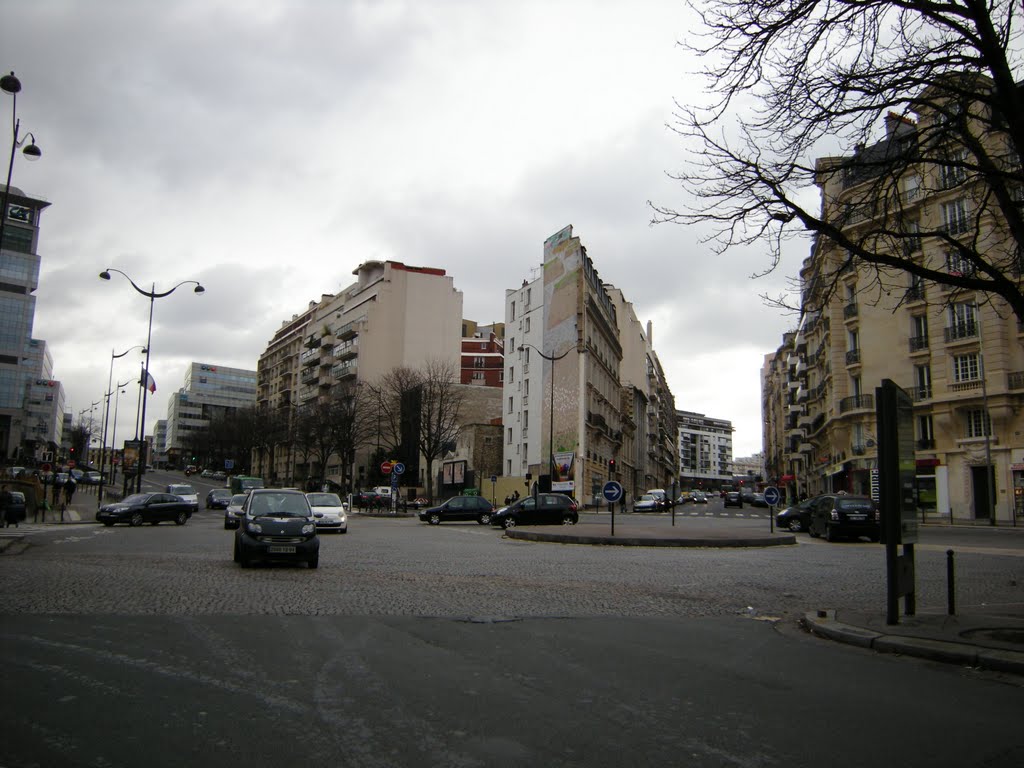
left=916, top=475, right=937, bottom=517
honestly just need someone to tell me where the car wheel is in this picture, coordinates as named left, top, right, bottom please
left=428, top=513, right=441, bottom=525
left=825, top=525, right=836, bottom=542
left=308, top=553, right=319, bottom=569
left=808, top=522, right=820, bottom=538
left=129, top=512, right=144, bottom=527
left=478, top=513, right=492, bottom=525
left=224, top=520, right=231, bottom=530
left=562, top=514, right=576, bottom=525
left=175, top=511, right=187, bottom=526
left=503, top=517, right=517, bottom=529
left=788, top=518, right=803, bottom=533
left=233, top=537, right=241, bottom=563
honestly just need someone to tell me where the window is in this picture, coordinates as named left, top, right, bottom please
left=948, top=302, right=977, bottom=334
left=912, top=314, right=929, bottom=340
left=953, top=353, right=980, bottom=382
left=903, top=174, right=921, bottom=201
left=471, top=371, right=485, bottom=382
left=508, top=366, right=514, bottom=383
left=473, top=356, right=485, bottom=368
left=523, top=379, right=529, bottom=397
left=507, top=427, right=512, bottom=444
left=918, top=414, right=934, bottom=441
left=525, top=317, right=531, bottom=333
left=508, top=396, right=513, bottom=413
left=941, top=198, right=969, bottom=235
left=848, top=329, right=859, bottom=351
left=510, top=302, right=516, bottom=320
left=967, top=409, right=991, bottom=438
left=526, top=287, right=531, bottom=305
left=903, top=219, right=922, bottom=253
left=915, top=364, right=932, bottom=399
left=940, top=150, right=967, bottom=188
left=523, top=410, right=529, bottom=429
left=946, top=251, right=975, bottom=277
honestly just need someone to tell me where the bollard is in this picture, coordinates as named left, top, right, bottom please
left=946, top=549, right=956, bottom=616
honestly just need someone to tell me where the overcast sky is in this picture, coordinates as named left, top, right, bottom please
left=5, top=0, right=805, bottom=458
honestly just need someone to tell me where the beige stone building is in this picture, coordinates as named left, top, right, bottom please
left=764, top=86, right=1024, bottom=524
left=503, top=226, right=676, bottom=506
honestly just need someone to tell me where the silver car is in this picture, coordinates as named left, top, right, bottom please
left=306, top=492, right=348, bottom=533
left=223, top=493, right=248, bottom=530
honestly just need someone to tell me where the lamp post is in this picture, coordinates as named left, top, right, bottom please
left=98, top=359, right=138, bottom=509
left=100, top=268, right=205, bottom=491
left=518, top=342, right=574, bottom=497
left=0, top=71, right=42, bottom=257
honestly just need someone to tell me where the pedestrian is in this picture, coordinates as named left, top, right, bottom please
left=513, top=490, right=520, bottom=501
left=63, top=475, right=77, bottom=508
left=1, top=484, right=16, bottom=528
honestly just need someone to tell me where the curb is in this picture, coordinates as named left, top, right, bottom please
left=504, top=530, right=797, bottom=547
left=803, top=611, right=1024, bottom=676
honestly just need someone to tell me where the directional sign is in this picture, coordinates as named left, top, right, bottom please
left=393, top=462, right=405, bottom=475
left=763, top=486, right=781, bottom=507
left=602, top=481, right=624, bottom=503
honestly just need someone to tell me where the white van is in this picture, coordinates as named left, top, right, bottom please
left=371, top=486, right=392, bottom=498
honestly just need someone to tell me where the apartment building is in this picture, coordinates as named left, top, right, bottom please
left=460, top=327, right=504, bottom=387
left=503, top=226, right=676, bottom=505
left=765, top=81, right=1024, bottom=524
left=256, top=259, right=463, bottom=489
left=676, top=409, right=734, bottom=491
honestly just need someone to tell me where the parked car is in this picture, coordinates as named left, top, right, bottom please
left=233, top=488, right=319, bottom=568
left=205, top=488, right=232, bottom=510
left=723, top=491, right=742, bottom=508
left=751, top=492, right=769, bottom=508
left=776, top=497, right=816, bottom=532
left=692, top=491, right=709, bottom=504
left=307, top=492, right=348, bottom=533
left=4, top=490, right=26, bottom=523
left=420, top=495, right=495, bottom=525
left=223, top=493, right=249, bottom=530
left=740, top=489, right=756, bottom=504
left=646, top=489, right=669, bottom=510
left=96, top=493, right=193, bottom=527
left=78, top=470, right=103, bottom=485
left=167, top=484, right=199, bottom=511
left=491, top=493, right=579, bottom=529
left=633, top=494, right=661, bottom=512
left=808, top=494, right=880, bottom=542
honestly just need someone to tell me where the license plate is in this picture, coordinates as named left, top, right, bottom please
left=848, top=515, right=866, bottom=521
left=268, top=546, right=296, bottom=554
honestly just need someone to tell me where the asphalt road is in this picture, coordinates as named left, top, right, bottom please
left=3, top=499, right=1023, bottom=767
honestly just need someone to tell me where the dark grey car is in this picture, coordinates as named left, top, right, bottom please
left=420, top=495, right=494, bottom=525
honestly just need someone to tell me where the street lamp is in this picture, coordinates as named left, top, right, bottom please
left=100, top=268, right=205, bottom=491
left=0, top=71, right=42, bottom=258
left=99, top=353, right=140, bottom=510
left=518, top=342, right=576, bottom=496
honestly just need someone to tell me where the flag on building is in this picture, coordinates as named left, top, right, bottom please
left=143, top=370, right=157, bottom=394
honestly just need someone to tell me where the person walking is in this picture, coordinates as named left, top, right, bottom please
left=63, top=475, right=77, bottom=510
left=1, top=484, right=16, bottom=528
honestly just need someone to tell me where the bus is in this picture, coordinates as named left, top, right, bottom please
left=229, top=475, right=264, bottom=494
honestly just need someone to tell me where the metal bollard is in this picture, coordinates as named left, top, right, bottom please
left=946, top=549, right=956, bottom=616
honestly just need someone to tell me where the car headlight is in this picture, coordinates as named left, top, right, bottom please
left=247, top=522, right=262, bottom=534
left=301, top=523, right=315, bottom=535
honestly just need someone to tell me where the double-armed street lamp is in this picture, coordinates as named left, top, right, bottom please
left=0, top=71, right=42, bottom=256
left=98, top=345, right=143, bottom=508
left=100, top=268, right=205, bottom=491
left=518, top=342, right=580, bottom=496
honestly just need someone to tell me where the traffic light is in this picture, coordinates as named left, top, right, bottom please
left=608, top=458, right=616, bottom=474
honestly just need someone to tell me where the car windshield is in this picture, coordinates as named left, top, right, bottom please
left=169, top=485, right=195, bottom=495
left=639, top=495, right=655, bottom=502
left=230, top=495, right=247, bottom=506
left=249, top=493, right=310, bottom=518
left=307, top=493, right=341, bottom=506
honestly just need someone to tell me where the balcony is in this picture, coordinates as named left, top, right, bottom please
left=331, top=361, right=358, bottom=380
left=1008, top=371, right=1024, bottom=390
left=950, top=379, right=982, bottom=393
left=909, top=335, right=929, bottom=353
left=300, top=348, right=320, bottom=366
left=300, top=367, right=318, bottom=385
left=337, top=318, right=362, bottom=340
left=304, top=334, right=321, bottom=349
left=843, top=303, right=859, bottom=320
left=334, top=339, right=358, bottom=361
left=944, top=323, right=978, bottom=343
left=839, top=394, right=874, bottom=414
left=911, top=386, right=933, bottom=402
left=845, top=349, right=861, bottom=366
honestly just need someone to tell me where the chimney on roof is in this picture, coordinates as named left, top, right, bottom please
left=885, top=111, right=915, bottom=136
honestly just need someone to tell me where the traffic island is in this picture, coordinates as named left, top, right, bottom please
left=503, top=523, right=797, bottom=547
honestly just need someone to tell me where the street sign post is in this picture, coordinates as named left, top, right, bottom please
left=603, top=481, right=624, bottom=536
left=763, top=486, right=780, bottom=533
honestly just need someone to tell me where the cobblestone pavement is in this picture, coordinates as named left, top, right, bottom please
left=1, top=513, right=1022, bottom=619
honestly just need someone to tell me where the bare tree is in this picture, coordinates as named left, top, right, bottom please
left=327, top=384, right=375, bottom=495
left=654, top=0, right=1024, bottom=319
left=416, top=359, right=465, bottom=503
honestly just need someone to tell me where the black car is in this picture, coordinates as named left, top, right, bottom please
left=723, top=491, right=742, bottom=508
left=491, top=493, right=579, bottom=529
left=776, top=497, right=816, bottom=532
left=205, top=488, right=232, bottom=509
left=420, top=495, right=495, bottom=525
left=808, top=494, right=880, bottom=542
left=96, top=493, right=193, bottom=527
left=233, top=488, right=320, bottom=568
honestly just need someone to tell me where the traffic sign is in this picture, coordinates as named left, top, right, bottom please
left=393, top=462, right=405, bottom=475
left=763, top=486, right=781, bottom=506
left=602, top=481, right=624, bottom=503
left=380, top=461, right=392, bottom=474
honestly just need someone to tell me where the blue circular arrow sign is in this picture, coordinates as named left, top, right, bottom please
left=392, top=463, right=405, bottom=475
left=763, top=486, right=780, bottom=506
left=602, top=481, right=624, bottom=503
